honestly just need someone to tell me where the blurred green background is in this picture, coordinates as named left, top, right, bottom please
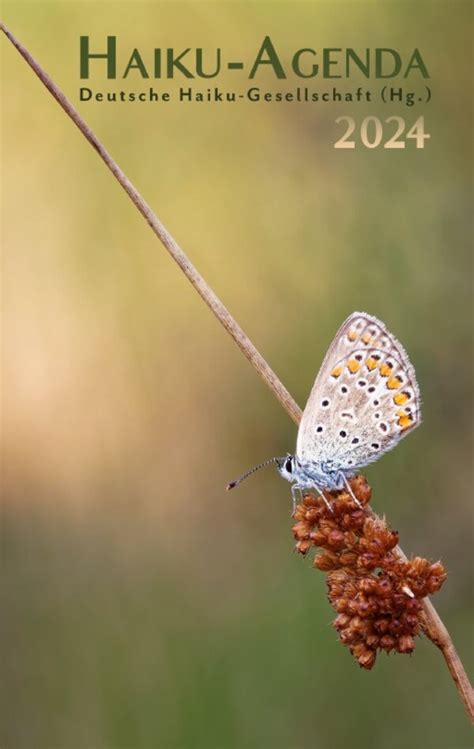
left=2, top=2, right=473, bottom=748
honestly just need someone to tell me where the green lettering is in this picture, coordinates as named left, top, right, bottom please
left=167, top=49, right=194, bottom=78
left=323, top=49, right=342, bottom=78
left=375, top=49, right=401, bottom=78
left=123, top=49, right=149, bottom=78
left=80, top=36, right=116, bottom=79
left=404, top=48, right=429, bottom=78
left=249, top=36, right=286, bottom=79
left=292, top=48, right=318, bottom=78
left=346, top=49, right=370, bottom=77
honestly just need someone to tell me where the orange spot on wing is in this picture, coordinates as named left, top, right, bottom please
left=380, top=363, right=393, bottom=377
left=347, top=359, right=360, bottom=373
left=387, top=377, right=402, bottom=390
left=331, top=366, right=343, bottom=378
left=361, top=332, right=373, bottom=345
left=398, top=414, right=413, bottom=430
left=347, top=330, right=358, bottom=342
left=366, top=357, right=377, bottom=370
left=394, top=392, right=409, bottom=405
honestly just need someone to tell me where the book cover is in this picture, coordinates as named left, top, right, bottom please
left=2, top=2, right=472, bottom=747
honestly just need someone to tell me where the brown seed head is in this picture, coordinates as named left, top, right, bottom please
left=292, top=476, right=447, bottom=669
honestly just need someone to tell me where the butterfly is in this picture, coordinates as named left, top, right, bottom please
left=227, top=312, right=421, bottom=508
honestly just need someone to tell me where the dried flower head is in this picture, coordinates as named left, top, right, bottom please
left=292, top=476, right=447, bottom=669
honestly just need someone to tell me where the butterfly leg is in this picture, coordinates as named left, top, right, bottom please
left=291, top=483, right=304, bottom=514
left=339, top=472, right=363, bottom=509
left=313, top=486, right=334, bottom=513
left=302, top=482, right=333, bottom=512
left=292, top=483, right=334, bottom=513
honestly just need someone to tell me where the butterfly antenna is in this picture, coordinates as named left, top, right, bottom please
left=226, top=457, right=283, bottom=491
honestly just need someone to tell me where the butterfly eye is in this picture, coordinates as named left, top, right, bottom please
left=285, top=457, right=293, bottom=473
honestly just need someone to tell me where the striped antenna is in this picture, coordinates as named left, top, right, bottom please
left=226, top=456, right=283, bottom=491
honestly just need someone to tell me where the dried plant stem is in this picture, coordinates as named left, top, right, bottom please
left=387, top=529, right=474, bottom=720
left=2, top=21, right=472, bottom=722
left=0, top=21, right=300, bottom=426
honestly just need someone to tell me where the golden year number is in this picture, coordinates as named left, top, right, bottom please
left=334, top=116, right=430, bottom=149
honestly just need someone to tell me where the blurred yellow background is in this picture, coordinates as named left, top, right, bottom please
left=2, top=2, right=473, bottom=748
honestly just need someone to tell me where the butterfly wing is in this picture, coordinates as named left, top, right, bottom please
left=296, top=312, right=421, bottom=472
